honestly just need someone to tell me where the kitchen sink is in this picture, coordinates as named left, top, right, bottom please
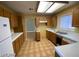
left=56, top=31, right=68, bottom=34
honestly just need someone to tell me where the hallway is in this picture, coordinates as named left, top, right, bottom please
left=17, top=23, right=55, bottom=57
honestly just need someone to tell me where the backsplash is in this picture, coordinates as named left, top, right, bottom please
left=11, top=28, right=14, bottom=35
left=56, top=27, right=79, bottom=33
left=73, top=27, right=79, bottom=33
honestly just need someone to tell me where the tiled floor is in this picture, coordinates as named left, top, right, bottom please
left=17, top=24, right=55, bottom=57
left=17, top=38, right=55, bottom=57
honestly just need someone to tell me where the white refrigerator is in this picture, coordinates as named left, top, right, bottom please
left=0, top=16, right=14, bottom=57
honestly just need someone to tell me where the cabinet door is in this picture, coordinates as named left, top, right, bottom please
left=50, top=32, right=56, bottom=45
left=35, top=32, right=40, bottom=41
left=12, top=34, right=24, bottom=56
left=62, top=39, right=69, bottom=45
left=46, top=30, right=49, bottom=39
left=47, top=16, right=53, bottom=28
left=19, top=35, right=23, bottom=49
left=72, top=6, right=79, bottom=27
left=10, top=14, right=18, bottom=28
left=3, top=9, right=11, bottom=18
left=15, top=39, right=20, bottom=56
left=13, top=38, right=20, bottom=56
left=47, top=16, right=57, bottom=28
left=13, top=41, right=17, bottom=56
left=52, top=16, right=57, bottom=28
left=46, top=31, right=56, bottom=45
left=0, top=6, right=4, bottom=16
left=46, top=31, right=51, bottom=40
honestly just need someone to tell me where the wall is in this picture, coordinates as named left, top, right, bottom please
left=36, top=16, right=48, bottom=28
left=22, top=15, right=36, bottom=40
left=55, top=4, right=79, bottom=32
left=22, top=15, right=50, bottom=40
left=57, top=6, right=73, bottom=30
left=26, top=17, right=36, bottom=32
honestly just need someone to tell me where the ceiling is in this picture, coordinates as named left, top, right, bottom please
left=0, top=1, right=79, bottom=15
left=0, top=1, right=38, bottom=14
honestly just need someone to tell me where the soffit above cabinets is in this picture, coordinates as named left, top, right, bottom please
left=0, top=1, right=38, bottom=14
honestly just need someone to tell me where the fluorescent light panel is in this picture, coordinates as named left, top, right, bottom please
left=37, top=1, right=53, bottom=13
left=46, top=3, right=66, bottom=13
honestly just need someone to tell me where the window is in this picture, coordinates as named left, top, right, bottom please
left=59, top=15, right=72, bottom=29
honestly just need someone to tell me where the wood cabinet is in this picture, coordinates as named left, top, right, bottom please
left=13, top=33, right=25, bottom=56
left=46, top=30, right=56, bottom=45
left=47, top=16, right=57, bottom=28
left=35, top=31, right=40, bottom=41
left=35, top=17, right=39, bottom=27
left=10, top=14, right=18, bottom=28
left=72, top=5, right=79, bottom=27
left=52, top=16, right=57, bottom=28
left=13, top=16, right=23, bottom=32
left=62, top=39, right=70, bottom=45
left=47, top=16, right=53, bottom=28
left=46, top=30, right=50, bottom=39
left=0, top=6, right=4, bottom=16
left=3, top=8, right=11, bottom=18
left=0, top=6, right=18, bottom=28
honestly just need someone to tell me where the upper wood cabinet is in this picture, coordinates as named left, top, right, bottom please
left=52, top=16, right=57, bottom=28
left=35, top=17, right=39, bottom=27
left=10, top=14, right=18, bottom=28
left=3, top=8, right=11, bottom=18
left=72, top=5, right=79, bottom=27
left=0, top=6, right=4, bottom=16
left=47, top=16, right=57, bottom=28
left=47, top=16, right=53, bottom=28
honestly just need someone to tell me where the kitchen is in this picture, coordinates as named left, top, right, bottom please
left=0, top=1, right=79, bottom=57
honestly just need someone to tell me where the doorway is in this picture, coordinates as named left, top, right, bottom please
left=23, top=16, right=36, bottom=40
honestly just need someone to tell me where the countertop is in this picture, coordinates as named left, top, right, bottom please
left=46, top=28, right=79, bottom=57
left=46, top=28, right=79, bottom=42
left=11, top=32, right=23, bottom=42
left=55, top=42, right=79, bottom=57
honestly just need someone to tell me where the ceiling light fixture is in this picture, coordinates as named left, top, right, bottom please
left=46, top=3, right=66, bottom=13
left=37, top=1, right=53, bottom=13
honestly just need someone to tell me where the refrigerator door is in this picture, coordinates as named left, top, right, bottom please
left=0, top=17, right=11, bottom=41
left=0, top=37, right=14, bottom=57
left=0, top=16, right=14, bottom=57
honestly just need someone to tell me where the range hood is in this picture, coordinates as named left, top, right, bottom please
left=39, top=21, right=47, bottom=23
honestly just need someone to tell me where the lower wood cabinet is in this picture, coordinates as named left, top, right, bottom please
left=46, top=30, right=56, bottom=45
left=62, top=39, right=70, bottom=45
left=12, top=33, right=25, bottom=56
left=35, top=31, right=40, bottom=41
left=46, top=30, right=71, bottom=45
